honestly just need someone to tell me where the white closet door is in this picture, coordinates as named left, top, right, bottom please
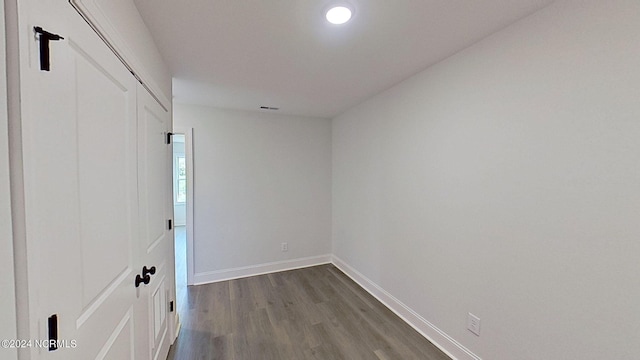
left=136, top=84, right=173, bottom=360
left=18, top=1, right=167, bottom=359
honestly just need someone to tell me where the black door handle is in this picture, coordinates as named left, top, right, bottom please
left=135, top=274, right=150, bottom=288
left=143, top=266, right=156, bottom=277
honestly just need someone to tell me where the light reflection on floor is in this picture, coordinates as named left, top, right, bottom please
left=174, top=226, right=187, bottom=316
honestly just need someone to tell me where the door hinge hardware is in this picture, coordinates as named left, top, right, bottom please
left=48, top=314, right=58, bottom=351
left=169, top=301, right=174, bottom=312
left=166, top=132, right=174, bottom=145
left=168, top=219, right=173, bottom=230
left=34, top=27, right=64, bottom=71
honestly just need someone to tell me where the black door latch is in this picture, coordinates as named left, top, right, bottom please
left=34, top=27, right=64, bottom=71
left=48, top=314, right=58, bottom=351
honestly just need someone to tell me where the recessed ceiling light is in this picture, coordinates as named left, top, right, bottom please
left=326, top=5, right=353, bottom=25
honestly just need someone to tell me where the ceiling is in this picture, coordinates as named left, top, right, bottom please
left=134, top=0, right=554, bottom=118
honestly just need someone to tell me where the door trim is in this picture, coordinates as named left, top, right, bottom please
left=170, top=127, right=193, bottom=344
left=173, top=127, right=195, bottom=287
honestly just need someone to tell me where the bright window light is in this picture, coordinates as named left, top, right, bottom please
left=326, top=6, right=352, bottom=25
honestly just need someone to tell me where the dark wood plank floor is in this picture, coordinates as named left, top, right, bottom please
left=167, top=264, right=450, bottom=360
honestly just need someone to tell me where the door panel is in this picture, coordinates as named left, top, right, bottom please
left=95, top=310, right=135, bottom=360
left=74, top=37, right=134, bottom=309
left=152, top=279, right=167, bottom=339
left=139, top=100, right=168, bottom=251
left=137, top=85, right=173, bottom=360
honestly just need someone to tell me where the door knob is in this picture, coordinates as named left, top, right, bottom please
left=135, top=274, right=150, bottom=288
left=143, top=266, right=156, bottom=277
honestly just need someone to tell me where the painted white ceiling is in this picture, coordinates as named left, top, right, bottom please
left=134, top=0, right=554, bottom=118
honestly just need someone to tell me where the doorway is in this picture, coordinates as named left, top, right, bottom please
left=172, top=133, right=188, bottom=315
left=172, top=127, right=194, bottom=320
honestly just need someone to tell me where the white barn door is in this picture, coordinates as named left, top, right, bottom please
left=18, top=1, right=172, bottom=359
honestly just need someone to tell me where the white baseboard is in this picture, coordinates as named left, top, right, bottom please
left=331, top=255, right=481, bottom=360
left=192, top=254, right=332, bottom=284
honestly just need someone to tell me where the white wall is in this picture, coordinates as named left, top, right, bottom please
left=332, top=1, right=640, bottom=359
left=174, top=104, right=332, bottom=282
left=0, top=1, right=18, bottom=359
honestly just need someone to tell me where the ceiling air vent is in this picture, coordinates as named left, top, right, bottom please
left=260, top=106, right=279, bottom=110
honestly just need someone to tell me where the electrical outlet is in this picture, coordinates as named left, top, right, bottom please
left=281, top=242, right=288, bottom=252
left=467, top=313, right=481, bottom=336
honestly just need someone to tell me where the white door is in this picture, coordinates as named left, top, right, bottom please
left=18, top=1, right=172, bottom=359
left=136, top=85, right=173, bottom=360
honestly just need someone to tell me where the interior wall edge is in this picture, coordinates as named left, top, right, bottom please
left=1, top=0, right=18, bottom=358
left=4, top=0, right=33, bottom=358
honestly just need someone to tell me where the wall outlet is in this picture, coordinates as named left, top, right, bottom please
left=281, top=242, right=288, bottom=252
left=467, top=313, right=481, bottom=336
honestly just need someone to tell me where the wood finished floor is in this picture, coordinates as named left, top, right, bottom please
left=167, top=264, right=450, bottom=360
